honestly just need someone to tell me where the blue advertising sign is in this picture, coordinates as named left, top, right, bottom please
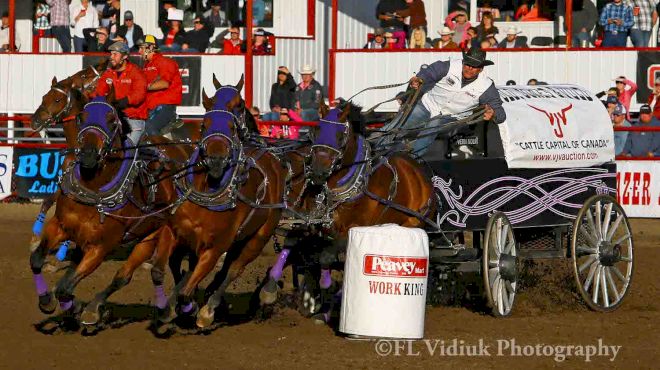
left=13, top=147, right=65, bottom=198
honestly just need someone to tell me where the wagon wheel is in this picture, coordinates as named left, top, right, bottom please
left=482, top=212, right=517, bottom=317
left=571, top=194, right=633, bottom=312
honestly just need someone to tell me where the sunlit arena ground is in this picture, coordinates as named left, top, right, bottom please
left=0, top=203, right=658, bottom=369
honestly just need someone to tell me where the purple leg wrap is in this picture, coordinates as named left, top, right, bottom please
left=154, top=285, right=168, bottom=309
left=181, top=302, right=194, bottom=313
left=33, top=273, right=48, bottom=296
left=320, top=269, right=332, bottom=289
left=59, top=299, right=73, bottom=311
left=269, top=249, right=290, bottom=281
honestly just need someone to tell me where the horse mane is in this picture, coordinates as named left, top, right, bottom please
left=345, top=102, right=367, bottom=137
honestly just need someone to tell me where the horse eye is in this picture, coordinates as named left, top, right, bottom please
left=55, top=98, right=61, bottom=102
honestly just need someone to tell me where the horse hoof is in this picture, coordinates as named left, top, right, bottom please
left=312, top=312, right=330, bottom=325
left=259, top=278, right=279, bottom=305
left=80, top=308, right=101, bottom=326
left=196, top=305, right=215, bottom=328
left=38, top=292, right=57, bottom=314
left=155, top=304, right=177, bottom=324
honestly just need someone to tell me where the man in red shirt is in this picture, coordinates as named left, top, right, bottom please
left=94, top=41, right=148, bottom=144
left=138, top=35, right=183, bottom=136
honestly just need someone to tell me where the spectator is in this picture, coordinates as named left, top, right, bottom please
left=215, top=26, right=244, bottom=54
left=461, top=27, right=480, bottom=49
left=486, top=34, right=499, bottom=48
left=623, top=104, right=660, bottom=157
left=271, top=108, right=301, bottom=140
left=83, top=26, right=111, bottom=52
left=476, top=11, right=499, bottom=41
left=626, top=0, right=658, bottom=47
left=559, top=0, right=598, bottom=47
left=160, top=8, right=186, bottom=52
left=101, top=0, right=120, bottom=37
left=647, top=76, right=660, bottom=120
left=657, top=0, right=660, bottom=46
left=159, top=0, right=177, bottom=35
left=253, top=0, right=267, bottom=26
left=182, top=15, right=213, bottom=52
left=0, top=11, right=21, bottom=52
left=527, top=78, right=538, bottom=85
left=204, top=0, right=229, bottom=28
left=70, top=0, right=99, bottom=52
left=364, top=27, right=387, bottom=48
left=376, top=0, right=408, bottom=48
left=435, top=26, right=459, bottom=49
left=94, top=41, right=148, bottom=144
left=252, top=28, right=272, bottom=55
left=611, top=103, right=631, bottom=155
left=398, top=0, right=428, bottom=36
left=498, top=27, right=529, bottom=48
left=477, top=1, right=501, bottom=21
left=115, top=10, right=143, bottom=52
left=264, top=66, right=297, bottom=122
left=614, top=76, right=637, bottom=120
left=384, top=32, right=403, bottom=48
left=138, top=34, right=183, bottom=136
left=599, top=0, right=633, bottom=47
left=480, top=38, right=493, bottom=49
left=47, top=0, right=72, bottom=52
left=606, top=95, right=619, bottom=116
left=408, top=27, right=431, bottom=48
left=445, top=10, right=471, bottom=46
left=250, top=106, right=271, bottom=137
left=295, top=64, right=324, bottom=122
left=34, top=1, right=52, bottom=37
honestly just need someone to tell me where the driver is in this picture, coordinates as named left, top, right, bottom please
left=93, top=41, right=148, bottom=145
left=138, top=34, right=183, bottom=136
left=405, top=48, right=506, bottom=155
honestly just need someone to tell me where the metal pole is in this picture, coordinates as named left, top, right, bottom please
left=331, top=0, right=338, bottom=50
left=566, top=0, right=573, bottom=48
left=8, top=0, right=16, bottom=52
left=245, top=0, right=254, bottom=108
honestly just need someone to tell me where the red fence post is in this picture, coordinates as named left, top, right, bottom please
left=8, top=0, right=16, bottom=52
left=245, top=0, right=254, bottom=108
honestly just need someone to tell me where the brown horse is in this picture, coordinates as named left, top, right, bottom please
left=150, top=80, right=287, bottom=329
left=29, top=90, right=188, bottom=327
left=30, top=61, right=109, bottom=246
left=263, top=101, right=436, bottom=320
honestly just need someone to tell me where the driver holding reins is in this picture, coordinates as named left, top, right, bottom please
left=93, top=41, right=148, bottom=145
left=138, top=34, right=183, bottom=136
left=405, top=48, right=506, bottom=155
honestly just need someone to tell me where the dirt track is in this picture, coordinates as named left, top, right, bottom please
left=0, top=204, right=658, bottom=369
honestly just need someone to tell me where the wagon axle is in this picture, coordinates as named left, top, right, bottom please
left=598, top=242, right=622, bottom=267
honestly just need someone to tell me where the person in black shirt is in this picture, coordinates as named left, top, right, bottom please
left=83, top=26, right=112, bottom=52
left=181, top=15, right=213, bottom=52
left=263, top=66, right=297, bottom=121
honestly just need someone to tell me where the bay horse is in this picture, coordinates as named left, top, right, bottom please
left=30, top=61, right=109, bottom=249
left=150, top=81, right=287, bottom=329
left=262, top=101, right=437, bottom=321
left=29, top=90, right=188, bottom=327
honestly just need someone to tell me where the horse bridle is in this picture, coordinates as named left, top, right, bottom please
left=41, top=85, right=75, bottom=127
left=77, top=101, right=123, bottom=162
left=308, top=117, right=352, bottom=175
left=79, top=64, right=103, bottom=92
left=200, top=109, right=243, bottom=169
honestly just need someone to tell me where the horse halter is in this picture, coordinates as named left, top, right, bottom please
left=309, top=108, right=351, bottom=174
left=77, top=100, right=122, bottom=159
left=79, top=64, right=103, bottom=92
left=40, top=84, right=75, bottom=127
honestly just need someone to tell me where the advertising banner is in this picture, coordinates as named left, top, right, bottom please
left=616, top=160, right=660, bottom=218
left=0, top=146, right=14, bottom=200
left=498, top=85, right=615, bottom=169
left=635, top=51, right=660, bottom=104
left=12, top=147, right=64, bottom=199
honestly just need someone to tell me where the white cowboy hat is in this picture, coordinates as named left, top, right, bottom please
left=506, top=27, right=521, bottom=35
left=438, top=26, right=455, bottom=36
left=298, top=64, right=316, bottom=75
left=167, top=8, right=184, bottom=21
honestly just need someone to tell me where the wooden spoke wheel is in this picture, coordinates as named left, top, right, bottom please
left=482, top=212, right=517, bottom=317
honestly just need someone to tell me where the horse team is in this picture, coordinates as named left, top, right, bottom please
left=28, top=62, right=436, bottom=332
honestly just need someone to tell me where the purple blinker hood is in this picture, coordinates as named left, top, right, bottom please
left=80, top=96, right=116, bottom=137
left=315, top=108, right=347, bottom=148
left=213, top=86, right=240, bottom=111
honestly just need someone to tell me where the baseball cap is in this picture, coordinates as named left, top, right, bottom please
left=374, top=27, right=385, bottom=36
left=614, top=76, right=626, bottom=84
left=137, top=34, right=158, bottom=47
left=606, top=95, right=618, bottom=105
left=613, top=104, right=626, bottom=116
left=639, top=104, right=652, bottom=114
left=124, top=10, right=134, bottom=20
left=254, top=28, right=266, bottom=36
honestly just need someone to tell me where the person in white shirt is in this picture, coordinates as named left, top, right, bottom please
left=1, top=11, right=21, bottom=52
left=70, top=0, right=98, bottom=52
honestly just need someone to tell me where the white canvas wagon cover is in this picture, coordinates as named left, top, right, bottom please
left=496, top=85, right=615, bottom=169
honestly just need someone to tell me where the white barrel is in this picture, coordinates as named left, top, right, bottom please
left=339, top=224, right=429, bottom=339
